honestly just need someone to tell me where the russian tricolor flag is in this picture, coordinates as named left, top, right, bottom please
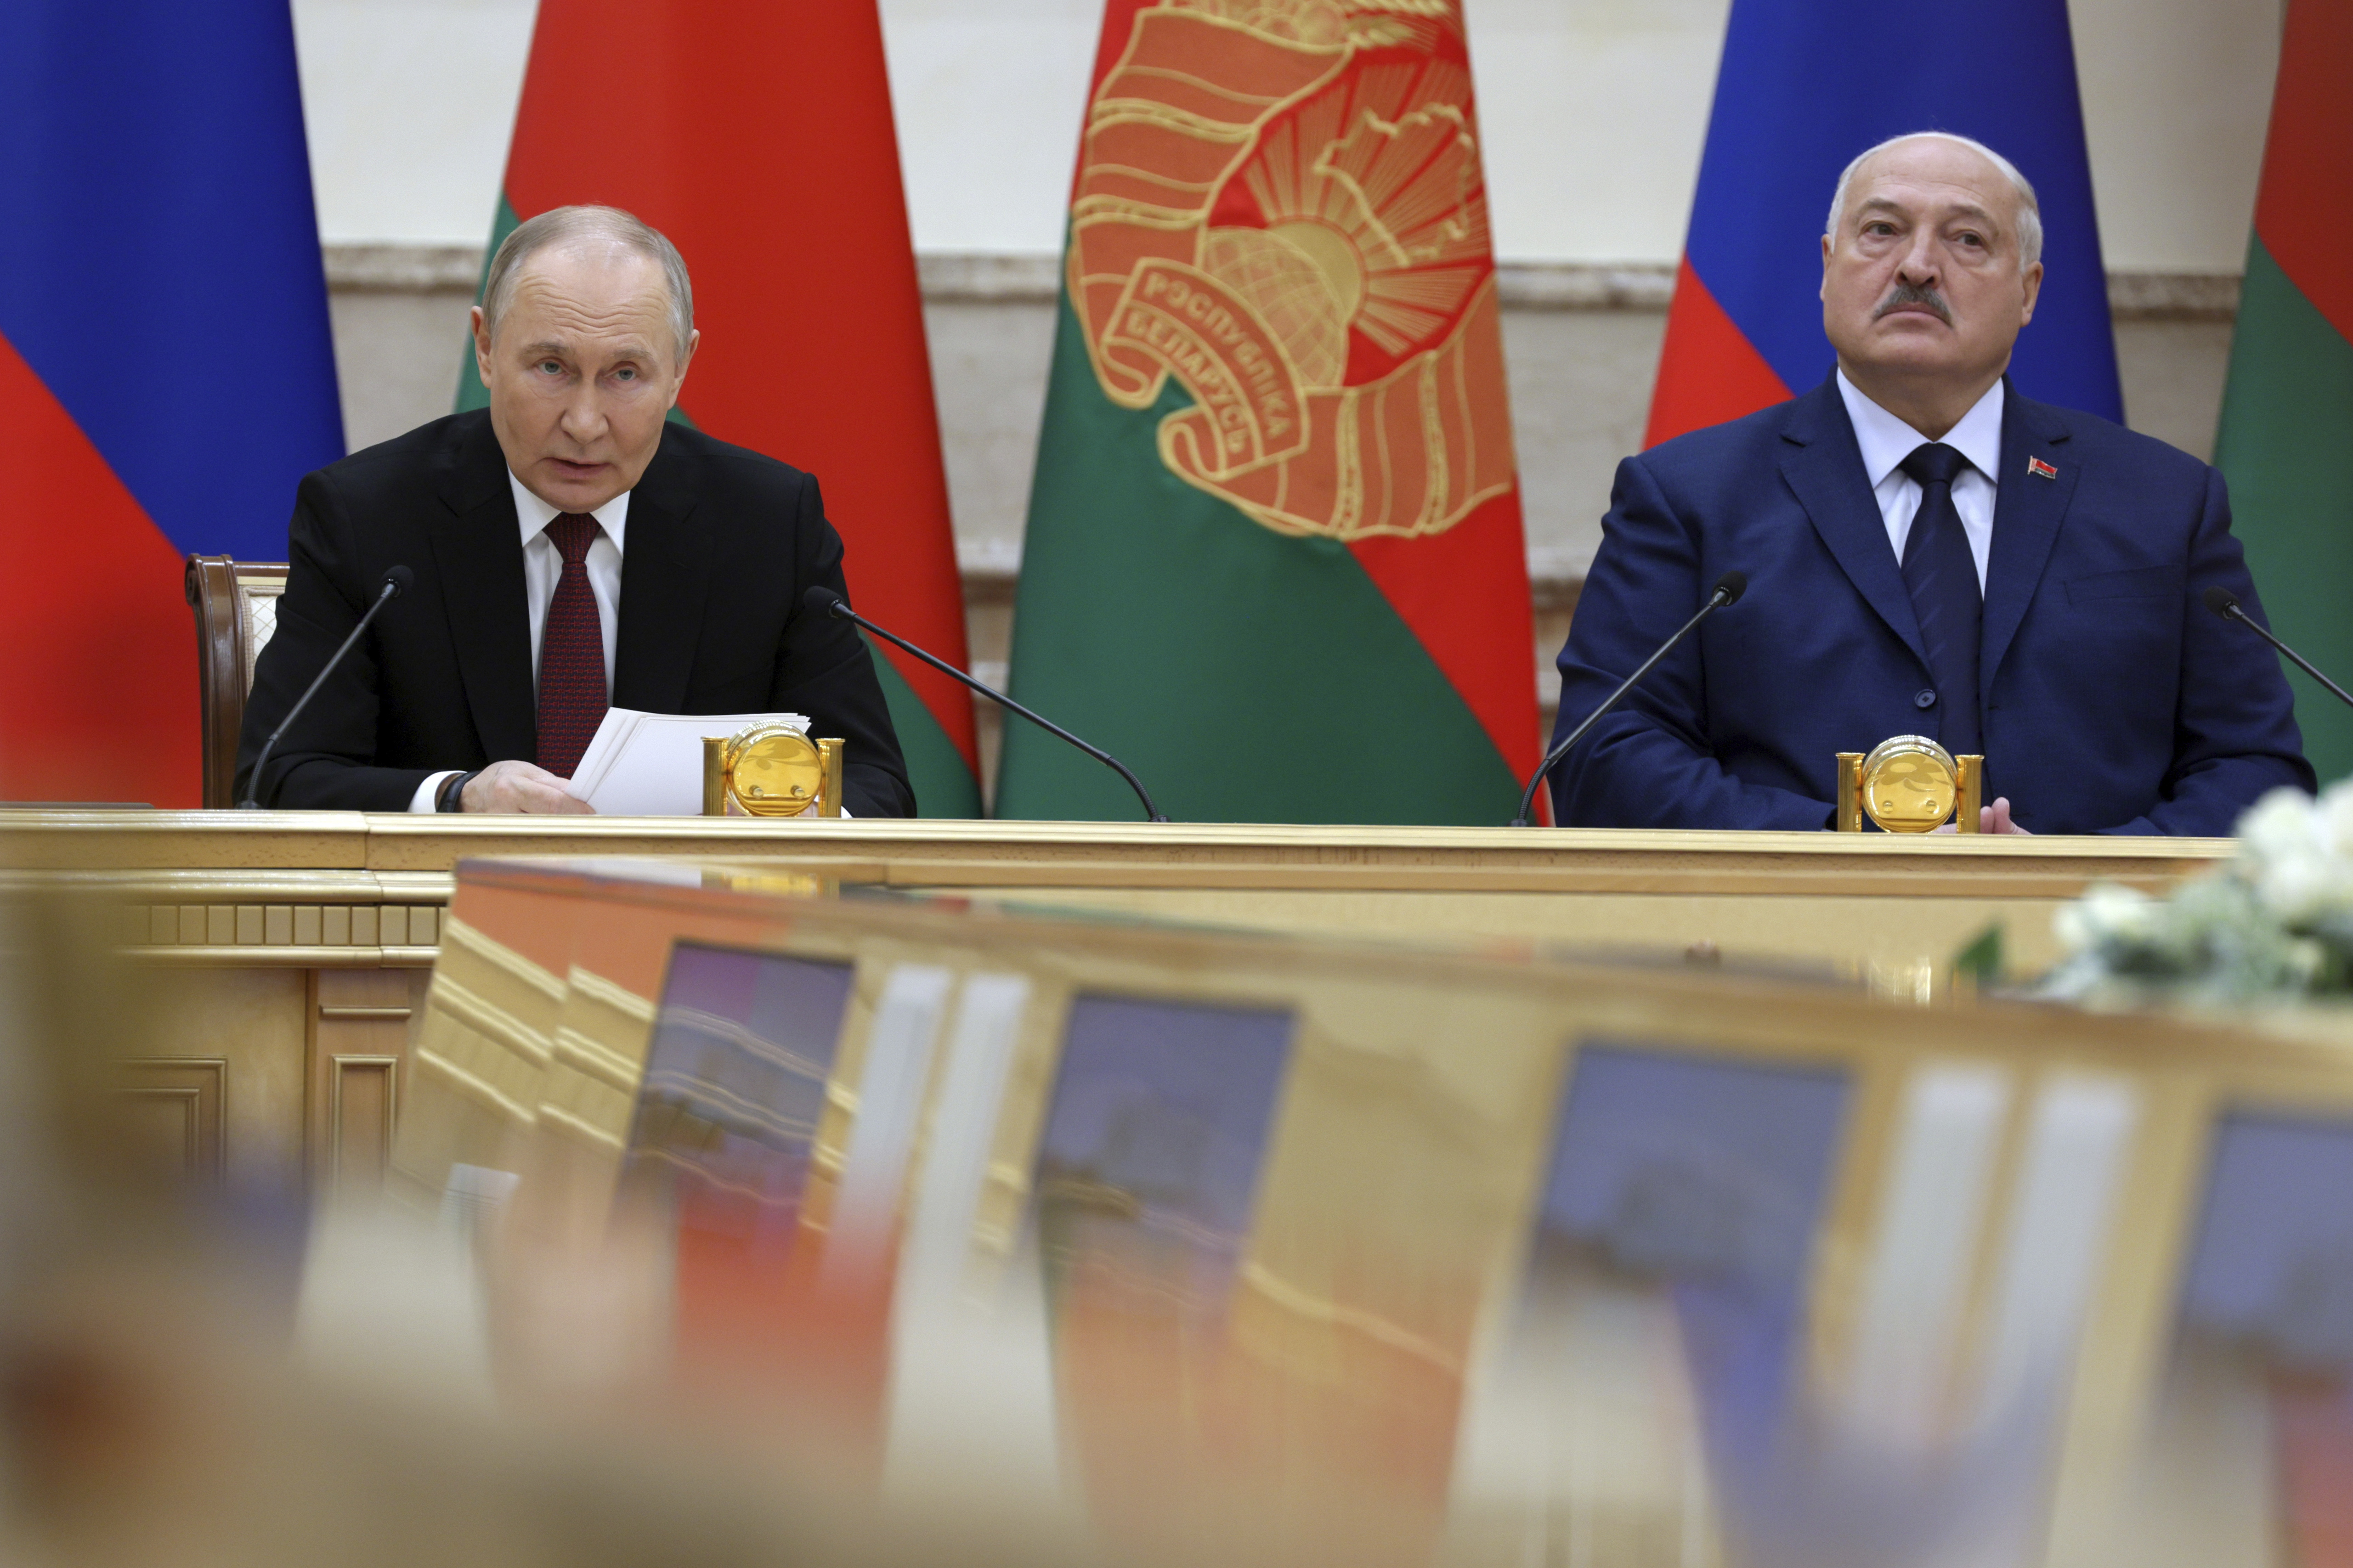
left=1648, top=0, right=2122, bottom=448
left=0, top=3, right=342, bottom=805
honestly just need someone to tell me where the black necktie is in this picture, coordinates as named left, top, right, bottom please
left=1898, top=443, right=1982, bottom=756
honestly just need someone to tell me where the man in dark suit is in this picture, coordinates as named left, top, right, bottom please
left=1551, top=133, right=2310, bottom=834
left=238, top=206, right=913, bottom=816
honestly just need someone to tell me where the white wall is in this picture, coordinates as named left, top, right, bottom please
left=292, top=0, right=537, bottom=246
left=2072, top=0, right=2284, bottom=271
left=875, top=0, right=1101, bottom=257
left=294, top=0, right=2288, bottom=271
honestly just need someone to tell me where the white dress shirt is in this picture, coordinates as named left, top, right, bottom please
left=407, top=476, right=630, bottom=810
left=1836, top=369, right=2002, bottom=591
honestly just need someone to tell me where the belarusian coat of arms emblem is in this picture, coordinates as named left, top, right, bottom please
left=1068, top=0, right=1516, bottom=542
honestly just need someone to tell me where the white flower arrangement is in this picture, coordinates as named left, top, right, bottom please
left=2045, top=783, right=2351, bottom=1001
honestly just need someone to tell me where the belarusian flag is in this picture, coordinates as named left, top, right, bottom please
left=2215, top=0, right=2353, bottom=785
left=458, top=0, right=979, bottom=816
left=996, top=0, right=1538, bottom=824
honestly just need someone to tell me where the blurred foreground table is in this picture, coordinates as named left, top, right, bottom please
left=0, top=809, right=2233, bottom=1199
left=391, top=855, right=2353, bottom=1568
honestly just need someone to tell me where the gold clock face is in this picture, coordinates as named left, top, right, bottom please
left=1861, top=735, right=1958, bottom=833
left=724, top=724, right=822, bottom=817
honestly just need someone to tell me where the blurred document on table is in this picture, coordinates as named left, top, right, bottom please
left=565, top=709, right=809, bottom=815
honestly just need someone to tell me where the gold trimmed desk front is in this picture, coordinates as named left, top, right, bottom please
left=0, top=811, right=2233, bottom=1200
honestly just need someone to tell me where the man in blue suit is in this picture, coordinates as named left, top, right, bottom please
left=1551, top=132, right=2311, bottom=834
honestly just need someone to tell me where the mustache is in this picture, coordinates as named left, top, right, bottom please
left=1874, top=279, right=1952, bottom=324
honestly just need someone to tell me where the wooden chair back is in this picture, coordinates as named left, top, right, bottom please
left=184, top=557, right=289, bottom=808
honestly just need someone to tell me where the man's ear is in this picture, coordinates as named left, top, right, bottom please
left=2018, top=260, right=2045, bottom=326
left=1820, top=233, right=1833, bottom=299
left=470, top=305, right=494, bottom=385
left=667, top=328, right=701, bottom=407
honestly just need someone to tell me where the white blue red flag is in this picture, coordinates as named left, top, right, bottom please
left=0, top=2, right=342, bottom=804
left=1648, top=0, right=2121, bottom=448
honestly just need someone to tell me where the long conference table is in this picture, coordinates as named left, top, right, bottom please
left=0, top=810, right=2233, bottom=1202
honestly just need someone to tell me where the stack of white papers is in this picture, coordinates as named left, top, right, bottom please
left=563, top=708, right=810, bottom=816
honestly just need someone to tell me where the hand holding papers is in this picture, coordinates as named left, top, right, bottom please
left=563, top=709, right=812, bottom=816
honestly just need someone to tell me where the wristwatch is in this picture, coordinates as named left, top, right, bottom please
left=436, top=770, right=480, bottom=813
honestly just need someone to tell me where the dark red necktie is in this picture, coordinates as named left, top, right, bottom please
left=535, top=513, right=607, bottom=778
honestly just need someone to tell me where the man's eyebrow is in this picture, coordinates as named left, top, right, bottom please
left=515, top=336, right=664, bottom=366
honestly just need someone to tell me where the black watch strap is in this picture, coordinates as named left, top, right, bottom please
left=436, top=770, right=480, bottom=813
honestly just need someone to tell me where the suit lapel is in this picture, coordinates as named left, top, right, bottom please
left=1778, top=378, right=1927, bottom=665
left=1980, top=389, right=2076, bottom=697
left=428, top=417, right=536, bottom=761
left=613, top=428, right=714, bottom=714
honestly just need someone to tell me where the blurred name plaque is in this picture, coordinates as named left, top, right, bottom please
left=366, top=856, right=2353, bottom=1568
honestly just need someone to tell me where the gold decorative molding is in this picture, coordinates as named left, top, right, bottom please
left=0, top=814, right=2235, bottom=944
left=539, top=966, right=664, bottom=1153
left=308, top=970, right=419, bottom=1195
left=406, top=914, right=565, bottom=1131
left=124, top=900, right=442, bottom=966
left=116, top=1058, right=228, bottom=1183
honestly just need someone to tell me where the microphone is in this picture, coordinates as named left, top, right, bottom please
left=1511, top=570, right=1747, bottom=827
left=2204, top=585, right=2353, bottom=711
left=802, top=587, right=1169, bottom=823
left=239, top=566, right=413, bottom=809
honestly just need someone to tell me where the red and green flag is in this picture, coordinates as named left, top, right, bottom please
left=2215, top=0, right=2353, bottom=786
left=996, top=0, right=1540, bottom=823
left=459, top=0, right=979, bottom=815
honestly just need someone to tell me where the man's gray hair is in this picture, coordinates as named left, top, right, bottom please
left=481, top=204, right=695, bottom=359
left=1825, top=132, right=2044, bottom=270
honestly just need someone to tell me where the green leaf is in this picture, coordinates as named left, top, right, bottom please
left=1953, top=922, right=2005, bottom=985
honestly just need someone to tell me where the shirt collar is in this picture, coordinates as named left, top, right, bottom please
left=509, top=470, right=630, bottom=552
left=1836, top=369, right=2005, bottom=491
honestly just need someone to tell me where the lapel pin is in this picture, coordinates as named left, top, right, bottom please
left=2027, top=456, right=2058, bottom=480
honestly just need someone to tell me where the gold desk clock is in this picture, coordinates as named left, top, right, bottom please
left=1836, top=736, right=1983, bottom=833
left=700, top=721, right=845, bottom=818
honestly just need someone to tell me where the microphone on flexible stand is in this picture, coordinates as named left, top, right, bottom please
left=1511, top=570, right=1747, bottom=827
left=240, top=566, right=413, bottom=809
left=2204, top=586, right=2353, bottom=711
left=802, top=587, right=1169, bottom=823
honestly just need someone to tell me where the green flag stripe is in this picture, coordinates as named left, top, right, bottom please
left=2216, top=236, right=2353, bottom=785
left=868, top=642, right=982, bottom=818
left=453, top=194, right=519, bottom=413
left=997, top=291, right=1520, bottom=824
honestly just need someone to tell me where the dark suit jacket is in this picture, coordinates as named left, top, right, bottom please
left=1550, top=376, right=2312, bottom=835
left=237, top=410, right=915, bottom=816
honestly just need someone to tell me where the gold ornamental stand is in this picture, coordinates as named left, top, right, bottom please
left=700, top=724, right=845, bottom=818
left=1837, top=738, right=1982, bottom=833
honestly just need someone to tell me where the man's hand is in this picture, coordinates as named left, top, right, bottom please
left=1979, top=795, right=2031, bottom=835
left=460, top=760, right=595, bottom=814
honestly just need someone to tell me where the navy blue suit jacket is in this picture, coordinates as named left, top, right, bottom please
left=1550, top=376, right=2312, bottom=835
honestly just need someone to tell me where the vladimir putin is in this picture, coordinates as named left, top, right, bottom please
left=1550, top=133, right=2310, bottom=834
left=237, top=205, right=913, bottom=816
